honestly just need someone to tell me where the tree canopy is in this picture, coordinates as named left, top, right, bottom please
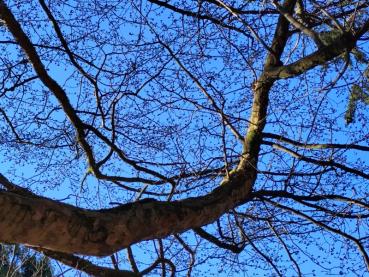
left=0, top=0, right=369, bottom=276
left=1, top=244, right=52, bottom=277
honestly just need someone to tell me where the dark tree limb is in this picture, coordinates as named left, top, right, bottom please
left=33, top=247, right=139, bottom=277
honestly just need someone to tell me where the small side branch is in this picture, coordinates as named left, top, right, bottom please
left=260, top=197, right=369, bottom=271
left=34, top=247, right=139, bottom=277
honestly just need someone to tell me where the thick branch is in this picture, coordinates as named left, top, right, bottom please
left=34, top=248, right=138, bottom=277
left=0, top=169, right=254, bottom=256
left=237, top=0, right=297, bottom=170
left=265, top=32, right=360, bottom=79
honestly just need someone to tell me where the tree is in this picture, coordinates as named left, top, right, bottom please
left=0, top=0, right=368, bottom=275
left=0, top=244, right=53, bottom=277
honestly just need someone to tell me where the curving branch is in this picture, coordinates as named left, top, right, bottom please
left=33, top=247, right=138, bottom=277
left=255, top=190, right=369, bottom=219
left=263, top=141, right=369, bottom=180
left=265, top=28, right=366, bottom=79
left=267, top=221, right=302, bottom=277
left=263, top=132, right=369, bottom=151
left=193, top=227, right=244, bottom=253
left=0, top=172, right=256, bottom=256
left=254, top=190, right=369, bottom=210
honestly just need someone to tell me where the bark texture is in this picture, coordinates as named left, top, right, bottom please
left=0, top=171, right=254, bottom=256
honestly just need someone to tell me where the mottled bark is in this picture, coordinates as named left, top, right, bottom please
left=0, top=172, right=253, bottom=256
